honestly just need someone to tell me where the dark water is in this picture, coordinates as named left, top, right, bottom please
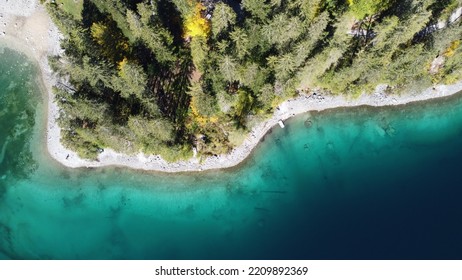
left=0, top=47, right=461, bottom=259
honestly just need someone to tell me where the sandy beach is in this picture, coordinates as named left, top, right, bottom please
left=2, top=1, right=462, bottom=173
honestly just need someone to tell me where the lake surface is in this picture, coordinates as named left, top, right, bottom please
left=1, top=47, right=461, bottom=260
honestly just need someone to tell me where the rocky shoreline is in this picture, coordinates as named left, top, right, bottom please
left=2, top=1, right=462, bottom=173
left=48, top=81, right=462, bottom=173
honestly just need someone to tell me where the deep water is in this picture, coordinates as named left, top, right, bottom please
left=1, top=48, right=462, bottom=260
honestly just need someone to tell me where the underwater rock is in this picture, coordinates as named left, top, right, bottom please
left=304, top=118, right=313, bottom=128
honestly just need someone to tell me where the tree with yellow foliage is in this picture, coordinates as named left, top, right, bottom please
left=90, top=20, right=129, bottom=63
left=184, top=3, right=210, bottom=38
left=90, top=22, right=107, bottom=46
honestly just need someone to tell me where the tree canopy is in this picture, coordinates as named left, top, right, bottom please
left=46, top=0, right=462, bottom=160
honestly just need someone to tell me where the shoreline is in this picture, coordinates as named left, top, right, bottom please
left=0, top=0, right=63, bottom=170
left=55, top=83, right=462, bottom=173
left=2, top=2, right=462, bottom=173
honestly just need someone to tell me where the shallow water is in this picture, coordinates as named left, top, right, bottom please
left=1, top=48, right=462, bottom=259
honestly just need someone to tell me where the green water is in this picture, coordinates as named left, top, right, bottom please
left=1, top=48, right=462, bottom=259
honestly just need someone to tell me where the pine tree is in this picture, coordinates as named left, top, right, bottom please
left=212, top=2, right=237, bottom=37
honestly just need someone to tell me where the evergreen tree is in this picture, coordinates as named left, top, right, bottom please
left=212, top=2, right=237, bottom=37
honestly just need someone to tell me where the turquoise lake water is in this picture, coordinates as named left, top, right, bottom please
left=1, top=47, right=462, bottom=259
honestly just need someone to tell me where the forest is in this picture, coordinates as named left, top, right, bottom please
left=43, top=0, right=462, bottom=160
